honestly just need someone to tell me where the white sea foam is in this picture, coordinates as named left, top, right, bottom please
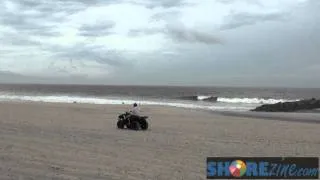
left=197, top=95, right=212, bottom=100
left=217, top=97, right=299, bottom=104
left=192, top=95, right=296, bottom=104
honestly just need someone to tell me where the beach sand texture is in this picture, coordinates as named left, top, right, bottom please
left=0, top=102, right=319, bottom=180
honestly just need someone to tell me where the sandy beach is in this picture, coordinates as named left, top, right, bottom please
left=0, top=102, right=319, bottom=180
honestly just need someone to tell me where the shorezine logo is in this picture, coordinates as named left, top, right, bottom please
left=207, top=157, right=319, bottom=179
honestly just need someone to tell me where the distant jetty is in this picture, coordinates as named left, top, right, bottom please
left=251, top=98, right=320, bottom=112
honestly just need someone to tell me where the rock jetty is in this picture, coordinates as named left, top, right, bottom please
left=251, top=98, right=320, bottom=112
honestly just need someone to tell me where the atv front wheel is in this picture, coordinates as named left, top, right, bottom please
left=140, top=120, right=148, bottom=130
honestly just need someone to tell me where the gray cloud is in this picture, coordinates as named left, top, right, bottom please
left=0, top=30, right=42, bottom=46
left=166, top=25, right=222, bottom=44
left=128, top=28, right=162, bottom=37
left=0, top=70, right=21, bottom=76
left=0, top=17, right=60, bottom=37
left=0, top=70, right=98, bottom=84
left=151, top=10, right=181, bottom=23
left=146, top=0, right=187, bottom=8
left=11, top=0, right=98, bottom=7
left=78, top=22, right=115, bottom=37
left=0, top=3, right=63, bottom=37
left=48, top=43, right=131, bottom=67
left=53, top=0, right=120, bottom=6
left=0, top=70, right=28, bottom=83
left=217, top=0, right=263, bottom=6
left=6, top=0, right=85, bottom=16
left=127, top=0, right=189, bottom=9
left=128, top=25, right=222, bottom=44
left=220, top=12, right=287, bottom=30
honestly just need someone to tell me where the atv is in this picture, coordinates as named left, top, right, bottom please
left=117, top=111, right=149, bottom=130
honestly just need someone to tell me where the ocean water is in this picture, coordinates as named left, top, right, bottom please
left=1, top=84, right=320, bottom=112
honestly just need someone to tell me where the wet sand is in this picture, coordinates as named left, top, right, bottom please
left=218, top=111, right=320, bottom=124
left=0, top=102, right=319, bottom=180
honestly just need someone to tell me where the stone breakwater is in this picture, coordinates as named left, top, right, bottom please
left=251, top=98, right=320, bottom=112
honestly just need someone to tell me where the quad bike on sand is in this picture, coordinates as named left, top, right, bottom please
left=117, top=112, right=149, bottom=130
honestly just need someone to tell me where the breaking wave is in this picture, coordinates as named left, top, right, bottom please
left=217, top=97, right=299, bottom=104
left=179, top=95, right=218, bottom=102
left=179, top=95, right=298, bottom=104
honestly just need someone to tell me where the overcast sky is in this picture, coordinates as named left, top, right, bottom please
left=0, top=0, right=319, bottom=87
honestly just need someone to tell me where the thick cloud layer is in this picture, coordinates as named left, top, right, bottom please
left=0, top=0, right=319, bottom=87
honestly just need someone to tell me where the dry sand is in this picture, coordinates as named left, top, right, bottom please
left=0, top=102, right=319, bottom=180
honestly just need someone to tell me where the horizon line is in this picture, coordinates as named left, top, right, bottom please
left=1, top=82, right=320, bottom=89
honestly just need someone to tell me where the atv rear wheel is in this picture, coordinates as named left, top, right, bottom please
left=117, top=120, right=125, bottom=129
